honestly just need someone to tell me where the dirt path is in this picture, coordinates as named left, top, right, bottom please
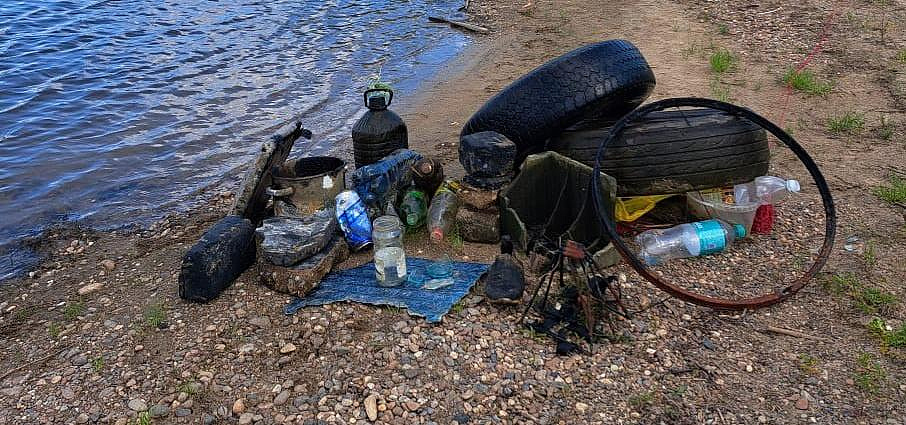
left=1, top=1, right=905, bottom=424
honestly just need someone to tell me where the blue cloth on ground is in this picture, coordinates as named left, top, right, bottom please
left=284, top=257, right=488, bottom=323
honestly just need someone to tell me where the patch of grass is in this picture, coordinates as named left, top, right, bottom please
left=874, top=175, right=906, bottom=204
left=823, top=273, right=898, bottom=315
left=863, top=240, right=878, bottom=267
left=450, top=301, right=465, bottom=314
left=878, top=116, right=895, bottom=140
left=91, top=355, right=104, bottom=372
left=681, top=43, right=704, bottom=59
left=897, top=49, right=906, bottom=63
left=135, top=411, right=152, bottom=425
left=828, top=112, right=865, bottom=134
left=445, top=226, right=464, bottom=250
left=783, top=69, right=832, bottom=95
left=177, top=380, right=199, bottom=396
left=868, top=318, right=906, bottom=348
left=628, top=391, right=655, bottom=408
left=143, top=301, right=167, bottom=328
left=854, top=352, right=886, bottom=394
left=63, top=300, right=85, bottom=321
left=709, top=49, right=736, bottom=73
left=668, top=385, right=687, bottom=397
left=717, top=23, right=729, bottom=35
left=48, top=322, right=62, bottom=338
left=520, top=326, right=546, bottom=342
left=798, top=354, right=820, bottom=375
left=709, top=79, right=731, bottom=102
left=382, top=305, right=402, bottom=314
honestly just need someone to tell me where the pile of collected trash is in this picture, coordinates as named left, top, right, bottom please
left=176, top=39, right=834, bottom=336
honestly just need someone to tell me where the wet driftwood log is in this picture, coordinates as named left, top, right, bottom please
left=178, top=216, right=256, bottom=303
left=257, top=236, right=349, bottom=298
left=231, top=121, right=312, bottom=224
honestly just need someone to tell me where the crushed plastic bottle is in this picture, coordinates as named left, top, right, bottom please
left=351, top=149, right=423, bottom=217
left=734, top=176, right=801, bottom=205
left=427, top=181, right=461, bottom=243
left=399, top=188, right=427, bottom=229
left=636, top=219, right=746, bottom=265
left=335, top=190, right=373, bottom=251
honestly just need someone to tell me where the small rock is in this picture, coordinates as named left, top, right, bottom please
left=364, top=394, right=378, bottom=421
left=128, top=399, right=148, bottom=412
left=701, top=338, right=716, bottom=351
left=249, top=316, right=271, bottom=328
left=61, top=387, right=75, bottom=400
left=232, top=399, right=246, bottom=415
left=238, top=413, right=254, bottom=425
left=274, top=390, right=290, bottom=406
left=175, top=408, right=192, bottom=417
left=149, top=405, right=169, bottom=418
left=99, top=259, right=116, bottom=272
left=576, top=402, right=589, bottom=413
left=404, top=401, right=420, bottom=412
left=280, top=343, right=297, bottom=354
left=796, top=398, right=809, bottom=410
left=78, top=282, right=103, bottom=295
left=71, top=355, right=88, bottom=366
left=239, top=344, right=255, bottom=354
left=76, top=413, right=89, bottom=424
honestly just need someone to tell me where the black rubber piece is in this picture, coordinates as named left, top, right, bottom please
left=459, top=131, right=518, bottom=177
left=461, top=40, right=656, bottom=165
left=548, top=108, right=769, bottom=195
left=179, top=216, right=256, bottom=303
left=590, top=97, right=837, bottom=310
left=484, top=254, right=526, bottom=304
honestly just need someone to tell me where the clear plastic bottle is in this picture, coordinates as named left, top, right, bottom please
left=734, top=176, right=800, bottom=205
left=636, top=219, right=747, bottom=265
left=427, top=181, right=461, bottom=243
left=372, top=215, right=406, bottom=286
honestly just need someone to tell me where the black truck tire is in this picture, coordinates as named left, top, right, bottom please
left=460, top=40, right=656, bottom=164
left=547, top=108, right=770, bottom=196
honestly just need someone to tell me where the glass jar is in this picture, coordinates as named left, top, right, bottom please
left=372, top=215, right=406, bottom=286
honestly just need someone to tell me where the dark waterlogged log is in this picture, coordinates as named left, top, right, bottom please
left=178, top=216, right=256, bottom=303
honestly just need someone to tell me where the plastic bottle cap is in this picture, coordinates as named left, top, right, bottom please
left=786, top=179, right=801, bottom=193
left=430, top=229, right=443, bottom=241
left=733, top=224, right=747, bottom=239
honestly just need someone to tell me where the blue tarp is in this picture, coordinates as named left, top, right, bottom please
left=284, top=257, right=488, bottom=323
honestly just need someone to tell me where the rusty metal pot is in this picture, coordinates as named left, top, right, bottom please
left=267, top=156, right=347, bottom=217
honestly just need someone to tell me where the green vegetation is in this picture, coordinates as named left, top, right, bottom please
left=897, top=49, right=906, bottom=63
left=828, top=112, right=865, bottom=134
left=64, top=300, right=85, bottom=321
left=178, top=381, right=200, bottom=396
left=709, top=49, right=736, bottom=73
left=92, top=356, right=104, bottom=372
left=878, top=116, right=895, bottom=140
left=445, top=226, right=464, bottom=250
left=717, top=23, right=729, bottom=35
left=868, top=318, right=906, bottom=348
left=798, top=354, right=820, bottom=375
left=144, top=301, right=167, bottom=328
left=709, top=79, right=731, bottom=102
left=628, top=391, right=655, bottom=408
left=874, top=175, right=906, bottom=204
left=823, top=273, right=898, bottom=315
left=863, top=241, right=878, bottom=267
left=48, top=322, right=62, bottom=338
left=783, top=69, right=832, bottom=95
left=450, top=301, right=465, bottom=314
left=854, top=353, right=886, bottom=394
left=135, top=411, right=152, bottom=425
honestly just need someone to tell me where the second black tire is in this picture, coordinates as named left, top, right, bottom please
left=547, top=108, right=770, bottom=196
left=460, top=40, right=656, bottom=164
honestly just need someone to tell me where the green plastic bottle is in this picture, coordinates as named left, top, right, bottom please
left=399, top=188, right=427, bottom=229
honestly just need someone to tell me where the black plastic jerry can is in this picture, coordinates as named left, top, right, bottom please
left=351, top=88, right=408, bottom=169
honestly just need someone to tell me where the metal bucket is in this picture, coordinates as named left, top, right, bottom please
left=267, top=156, right=347, bottom=217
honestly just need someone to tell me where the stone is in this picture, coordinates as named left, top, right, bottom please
left=99, top=259, right=116, bottom=272
left=61, top=387, right=75, bottom=400
left=796, top=398, right=809, bottom=410
left=76, top=413, right=89, bottom=424
left=280, top=343, right=297, bottom=354
left=128, top=399, right=148, bottom=412
left=274, top=390, right=290, bottom=406
left=175, top=408, right=191, bottom=417
left=257, top=236, right=349, bottom=298
left=459, top=131, right=517, bottom=178
left=149, top=405, right=170, bottom=418
left=256, top=211, right=337, bottom=267
left=457, top=207, right=500, bottom=244
left=178, top=216, right=256, bottom=303
left=404, top=401, right=420, bottom=412
left=364, top=394, right=378, bottom=421
left=238, top=412, right=254, bottom=425
left=239, top=344, right=256, bottom=354
left=71, top=355, right=88, bottom=366
left=249, top=316, right=271, bottom=328
left=232, top=398, right=246, bottom=415
left=576, top=402, right=589, bottom=413
left=78, top=282, right=103, bottom=295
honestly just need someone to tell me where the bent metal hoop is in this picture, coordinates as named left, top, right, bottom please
left=591, top=98, right=837, bottom=310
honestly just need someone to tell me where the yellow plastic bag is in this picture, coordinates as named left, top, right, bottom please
left=614, top=195, right=675, bottom=222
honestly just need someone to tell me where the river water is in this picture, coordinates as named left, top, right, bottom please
left=0, top=0, right=470, bottom=280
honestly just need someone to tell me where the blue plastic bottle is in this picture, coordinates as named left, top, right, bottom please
left=335, top=190, right=373, bottom=251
